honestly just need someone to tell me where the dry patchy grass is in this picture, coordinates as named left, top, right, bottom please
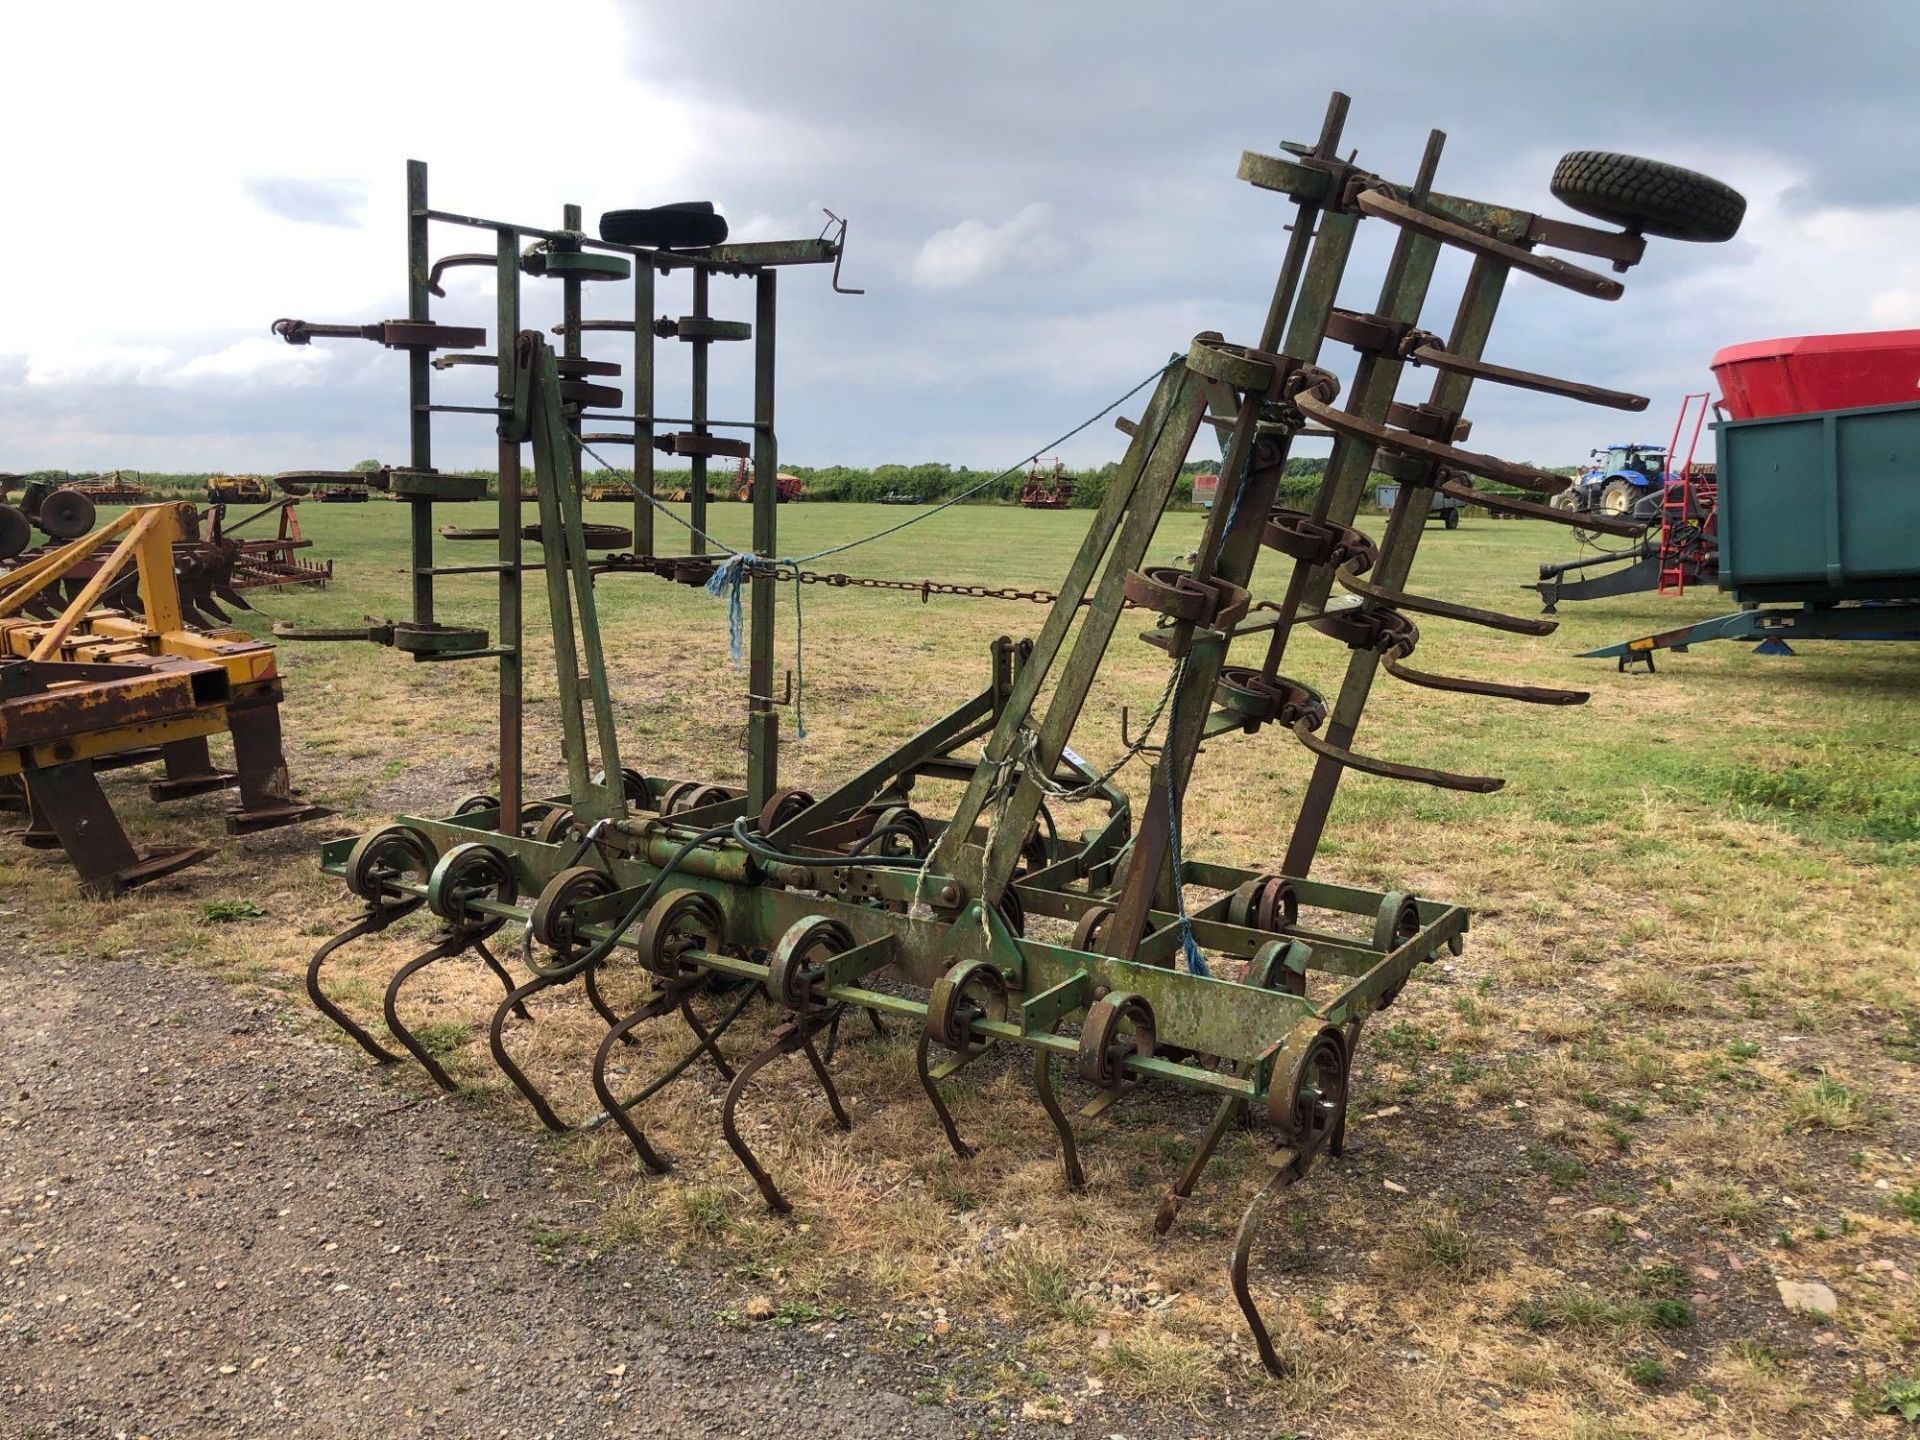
left=13, top=502, right=1920, bottom=1437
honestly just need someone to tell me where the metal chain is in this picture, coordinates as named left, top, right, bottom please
left=775, top=562, right=1139, bottom=609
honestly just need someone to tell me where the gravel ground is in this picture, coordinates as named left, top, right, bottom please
left=0, top=948, right=990, bottom=1440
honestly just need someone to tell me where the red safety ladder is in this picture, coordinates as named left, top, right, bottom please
left=1657, top=392, right=1712, bottom=595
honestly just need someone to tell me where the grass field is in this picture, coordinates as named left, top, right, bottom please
left=10, top=498, right=1919, bottom=1436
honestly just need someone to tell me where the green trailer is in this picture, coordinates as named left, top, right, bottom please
left=1584, top=397, right=1920, bottom=665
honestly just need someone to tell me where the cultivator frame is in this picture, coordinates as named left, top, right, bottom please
left=298, top=99, right=1728, bottom=1373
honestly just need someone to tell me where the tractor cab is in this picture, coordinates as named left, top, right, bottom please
left=1597, top=443, right=1668, bottom=483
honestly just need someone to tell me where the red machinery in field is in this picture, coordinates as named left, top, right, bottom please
left=1018, top=458, right=1074, bottom=508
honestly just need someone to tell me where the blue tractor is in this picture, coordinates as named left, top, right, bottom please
left=1556, top=440, right=1675, bottom=522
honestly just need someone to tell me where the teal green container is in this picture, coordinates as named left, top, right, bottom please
left=1717, top=401, right=1920, bottom=604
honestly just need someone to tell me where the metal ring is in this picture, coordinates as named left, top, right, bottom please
left=758, top=787, right=815, bottom=835
left=635, top=888, right=727, bottom=978
left=531, top=805, right=576, bottom=845
left=766, top=916, right=854, bottom=1011
left=1265, top=1022, right=1348, bottom=1150
left=529, top=865, right=616, bottom=961
left=344, top=824, right=437, bottom=909
left=1070, top=903, right=1114, bottom=954
left=1077, top=991, right=1155, bottom=1090
left=924, top=958, right=1009, bottom=1050
left=1371, top=891, right=1422, bottom=954
left=1186, top=337, right=1278, bottom=393
left=425, top=842, right=518, bottom=927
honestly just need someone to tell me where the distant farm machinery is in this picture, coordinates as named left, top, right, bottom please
left=0, top=502, right=330, bottom=894
left=289, top=101, right=1738, bottom=1374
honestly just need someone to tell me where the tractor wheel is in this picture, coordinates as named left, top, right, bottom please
left=36, top=488, right=95, bottom=539
left=1550, top=151, right=1745, bottom=243
left=1548, top=486, right=1581, bottom=513
left=0, top=505, right=29, bottom=560
left=1442, top=506, right=1460, bottom=530
left=1596, top=478, right=1641, bottom=517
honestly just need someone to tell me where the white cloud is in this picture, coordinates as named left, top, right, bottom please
left=909, top=204, right=1081, bottom=289
left=173, top=338, right=331, bottom=385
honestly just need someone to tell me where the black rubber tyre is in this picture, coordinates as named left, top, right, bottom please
left=0, top=505, right=29, bottom=560
left=1597, top=477, right=1641, bottom=517
left=1550, top=151, right=1745, bottom=243
left=36, top=489, right=95, bottom=539
left=1442, top=506, right=1460, bottom=530
left=599, top=202, right=728, bottom=250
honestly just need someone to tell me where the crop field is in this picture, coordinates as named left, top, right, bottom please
left=6, top=498, right=1918, bottom=1437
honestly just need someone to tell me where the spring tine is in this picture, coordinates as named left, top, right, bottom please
left=1229, top=1148, right=1311, bottom=1378
left=488, top=974, right=573, bottom=1133
left=590, top=992, right=679, bottom=1174
left=1292, top=717, right=1505, bottom=793
left=1154, top=1091, right=1245, bottom=1234
left=1354, top=188, right=1624, bottom=300
left=798, top=1020, right=854, bottom=1131
left=582, top=962, right=637, bottom=1044
left=591, top=980, right=758, bottom=1171
left=382, top=930, right=483, bottom=1092
left=474, top=939, right=533, bottom=1022
left=1032, top=1049, right=1087, bottom=1190
left=721, top=1021, right=814, bottom=1214
left=305, top=907, right=418, bottom=1064
left=1335, top=566, right=1556, bottom=636
left=1297, top=392, right=1566, bottom=494
left=678, top=990, right=738, bottom=1081
left=1438, top=478, right=1644, bottom=536
left=914, top=1030, right=980, bottom=1160
left=1409, top=345, right=1647, bottom=411
left=1383, top=654, right=1588, bottom=705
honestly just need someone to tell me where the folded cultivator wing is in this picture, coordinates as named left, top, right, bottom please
left=296, top=96, right=1738, bottom=1373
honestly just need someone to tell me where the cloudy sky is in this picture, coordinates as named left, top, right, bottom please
left=4, top=1, right=1917, bottom=476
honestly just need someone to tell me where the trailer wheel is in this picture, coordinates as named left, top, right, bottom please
left=36, top=488, right=95, bottom=539
left=1442, top=506, right=1460, bottom=530
left=1550, top=152, right=1745, bottom=243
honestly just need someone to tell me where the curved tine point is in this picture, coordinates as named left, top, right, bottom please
left=583, top=962, right=638, bottom=1043
left=473, top=938, right=533, bottom=1021
left=1355, top=188, right=1624, bottom=301
left=798, top=1021, right=853, bottom=1132
left=1383, top=654, right=1589, bottom=706
left=1409, top=344, right=1648, bottom=411
left=1337, top=566, right=1557, bottom=637
left=382, top=934, right=472, bottom=1093
left=1293, top=717, right=1505, bottom=794
left=721, top=1030, right=801, bottom=1214
left=591, top=1005, right=671, bottom=1173
left=1230, top=1156, right=1305, bottom=1379
left=1032, top=1049, right=1087, bottom=1191
left=914, top=1031, right=978, bottom=1161
left=488, top=975, right=573, bottom=1134
left=1439, top=478, right=1645, bottom=536
left=306, top=913, right=407, bottom=1065
left=1156, top=1092, right=1246, bottom=1235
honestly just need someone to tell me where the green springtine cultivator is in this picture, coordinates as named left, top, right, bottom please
left=291, top=94, right=1738, bottom=1373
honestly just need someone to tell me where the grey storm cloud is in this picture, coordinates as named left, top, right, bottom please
left=244, top=176, right=367, bottom=228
